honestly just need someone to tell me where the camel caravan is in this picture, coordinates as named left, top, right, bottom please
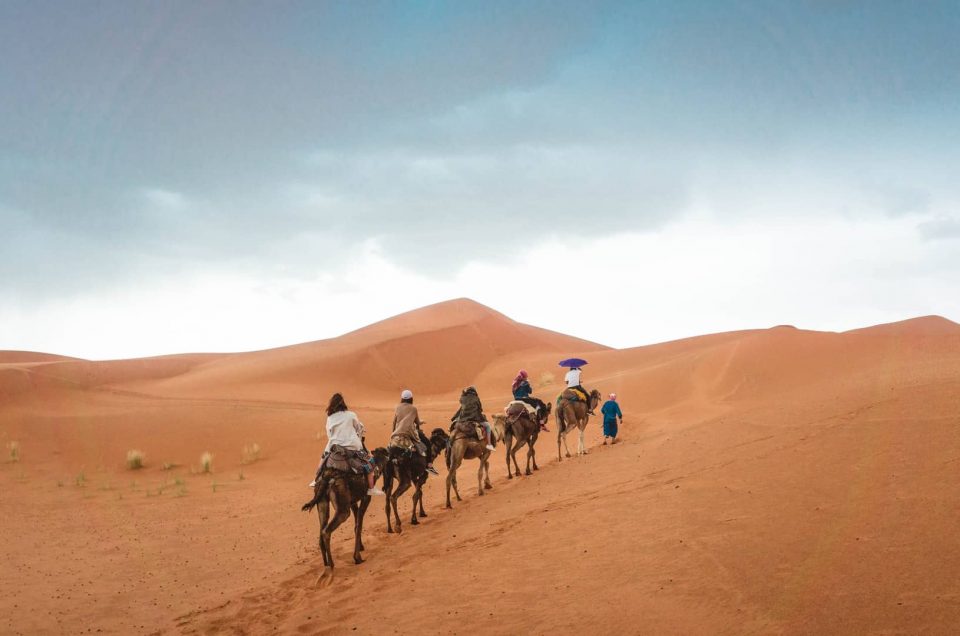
left=302, top=358, right=621, bottom=582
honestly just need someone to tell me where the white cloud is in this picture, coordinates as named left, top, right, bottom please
left=2, top=213, right=958, bottom=359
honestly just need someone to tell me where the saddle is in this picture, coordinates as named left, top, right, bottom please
left=451, top=420, right=486, bottom=442
left=505, top=400, right=536, bottom=422
left=560, top=388, right=588, bottom=403
left=321, top=444, right=370, bottom=474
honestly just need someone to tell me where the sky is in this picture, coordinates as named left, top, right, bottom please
left=2, top=1, right=960, bottom=359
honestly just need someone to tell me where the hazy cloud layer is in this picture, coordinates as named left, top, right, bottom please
left=2, top=1, right=960, bottom=354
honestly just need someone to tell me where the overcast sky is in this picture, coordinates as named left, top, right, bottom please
left=3, top=1, right=960, bottom=359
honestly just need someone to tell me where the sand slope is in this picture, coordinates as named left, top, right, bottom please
left=1, top=301, right=959, bottom=634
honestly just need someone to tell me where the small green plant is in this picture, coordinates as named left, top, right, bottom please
left=174, top=477, right=185, bottom=487
left=75, top=471, right=86, bottom=487
left=241, top=443, right=261, bottom=465
left=200, top=452, right=213, bottom=474
left=126, top=449, right=145, bottom=470
left=7, top=441, right=20, bottom=463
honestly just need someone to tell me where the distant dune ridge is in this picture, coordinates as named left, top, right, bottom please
left=2, top=299, right=959, bottom=634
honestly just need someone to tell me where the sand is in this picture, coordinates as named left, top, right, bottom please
left=1, top=299, right=959, bottom=634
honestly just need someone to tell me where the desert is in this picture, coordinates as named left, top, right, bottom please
left=2, top=298, right=959, bottom=634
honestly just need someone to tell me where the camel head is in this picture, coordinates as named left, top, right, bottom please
left=489, top=414, right=506, bottom=442
left=538, top=401, right=552, bottom=426
left=589, top=389, right=602, bottom=411
left=370, top=447, right=390, bottom=477
left=429, top=428, right=450, bottom=455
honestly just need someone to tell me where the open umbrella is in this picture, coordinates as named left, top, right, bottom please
left=558, top=358, right=588, bottom=368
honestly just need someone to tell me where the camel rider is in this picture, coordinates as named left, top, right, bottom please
left=512, top=370, right=533, bottom=400
left=565, top=366, right=595, bottom=414
left=310, top=392, right=385, bottom=496
left=389, top=389, right=439, bottom=476
left=512, top=369, right=550, bottom=432
left=450, top=386, right=495, bottom=451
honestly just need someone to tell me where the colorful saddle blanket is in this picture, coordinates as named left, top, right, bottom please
left=559, top=388, right=588, bottom=403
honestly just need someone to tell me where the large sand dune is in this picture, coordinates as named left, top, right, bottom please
left=1, top=299, right=958, bottom=634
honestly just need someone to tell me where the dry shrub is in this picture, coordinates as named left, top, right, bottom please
left=7, top=441, right=20, bottom=463
left=126, top=449, right=145, bottom=470
left=538, top=372, right=555, bottom=388
left=242, top=443, right=261, bottom=464
left=200, top=451, right=213, bottom=473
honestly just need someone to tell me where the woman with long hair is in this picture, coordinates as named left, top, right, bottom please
left=310, top=392, right=384, bottom=495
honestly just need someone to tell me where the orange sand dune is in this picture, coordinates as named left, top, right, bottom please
left=1, top=300, right=959, bottom=635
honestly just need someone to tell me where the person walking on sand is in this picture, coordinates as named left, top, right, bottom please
left=601, top=393, right=623, bottom=445
left=310, top=393, right=385, bottom=495
left=389, top=389, right=439, bottom=476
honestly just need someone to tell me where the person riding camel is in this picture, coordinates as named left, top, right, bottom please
left=310, top=392, right=384, bottom=496
left=565, top=366, right=595, bottom=415
left=389, top=389, right=439, bottom=476
left=450, top=385, right=495, bottom=451
left=511, top=369, right=550, bottom=432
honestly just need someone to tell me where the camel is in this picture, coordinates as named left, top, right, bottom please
left=556, top=389, right=602, bottom=461
left=301, top=447, right=388, bottom=584
left=383, top=428, right=449, bottom=534
left=493, top=400, right=552, bottom=478
left=444, top=422, right=493, bottom=508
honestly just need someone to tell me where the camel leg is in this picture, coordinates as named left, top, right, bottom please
left=317, top=497, right=330, bottom=565
left=320, top=493, right=351, bottom=574
left=477, top=459, right=485, bottom=496
left=383, top=469, right=394, bottom=534
left=410, top=481, right=422, bottom=525
left=525, top=442, right=534, bottom=476
left=484, top=454, right=493, bottom=489
left=579, top=427, right=588, bottom=455
left=417, top=476, right=428, bottom=518
left=511, top=436, right=525, bottom=476
left=350, top=501, right=365, bottom=564
left=392, top=475, right=412, bottom=534
left=356, top=495, right=370, bottom=552
left=505, top=431, right=514, bottom=479
left=562, top=431, right=573, bottom=458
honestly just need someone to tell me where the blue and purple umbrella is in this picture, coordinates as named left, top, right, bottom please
left=558, top=358, right=588, bottom=368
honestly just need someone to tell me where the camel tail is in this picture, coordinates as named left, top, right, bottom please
left=301, top=492, right=322, bottom=513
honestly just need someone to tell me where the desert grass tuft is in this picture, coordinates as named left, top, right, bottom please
left=161, top=462, right=177, bottom=471
left=126, top=449, right=145, bottom=470
left=538, top=372, right=555, bottom=388
left=200, top=451, right=213, bottom=473
left=7, top=441, right=20, bottom=463
left=75, top=471, right=86, bottom=487
left=241, top=443, right=261, bottom=465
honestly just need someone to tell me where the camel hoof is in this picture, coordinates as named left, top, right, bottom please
left=410, top=518, right=419, bottom=526
left=354, top=555, right=364, bottom=565
left=419, top=511, right=428, bottom=518
left=525, top=470, right=532, bottom=476
left=514, top=471, right=521, bottom=477
left=386, top=527, right=394, bottom=534
left=565, top=453, right=572, bottom=458
left=485, top=483, right=493, bottom=490
left=316, top=567, right=334, bottom=587
left=507, top=474, right=513, bottom=480
left=445, top=503, right=453, bottom=509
